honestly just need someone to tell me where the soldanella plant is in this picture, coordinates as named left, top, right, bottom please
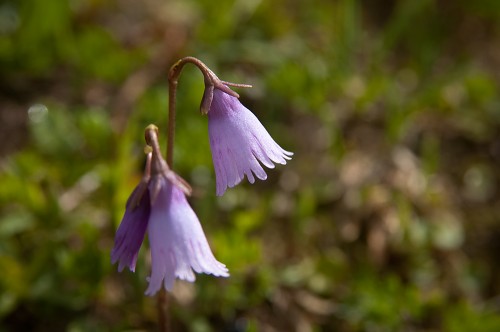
left=111, top=125, right=229, bottom=295
left=111, top=57, right=292, bottom=296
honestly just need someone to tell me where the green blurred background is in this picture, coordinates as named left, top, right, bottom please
left=1, top=0, right=500, bottom=331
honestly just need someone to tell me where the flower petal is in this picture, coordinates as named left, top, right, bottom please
left=111, top=186, right=150, bottom=272
left=145, top=178, right=229, bottom=295
left=208, top=88, right=292, bottom=195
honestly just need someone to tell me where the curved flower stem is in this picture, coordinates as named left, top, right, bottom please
left=145, top=125, right=192, bottom=199
left=166, top=56, right=209, bottom=167
left=145, top=124, right=163, bottom=170
left=166, top=56, right=252, bottom=166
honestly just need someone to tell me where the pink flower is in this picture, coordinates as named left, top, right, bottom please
left=145, top=177, right=229, bottom=295
left=111, top=128, right=229, bottom=295
left=208, top=88, right=293, bottom=196
left=110, top=184, right=150, bottom=272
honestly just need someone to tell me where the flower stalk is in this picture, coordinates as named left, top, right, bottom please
left=166, top=56, right=251, bottom=166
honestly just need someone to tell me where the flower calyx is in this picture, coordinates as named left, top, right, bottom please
left=168, top=56, right=252, bottom=115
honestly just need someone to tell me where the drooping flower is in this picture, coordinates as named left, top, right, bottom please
left=111, top=155, right=152, bottom=273
left=207, top=88, right=293, bottom=196
left=111, top=125, right=228, bottom=295
left=145, top=176, right=229, bottom=295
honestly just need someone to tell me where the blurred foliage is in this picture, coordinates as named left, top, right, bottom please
left=1, top=0, right=500, bottom=331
